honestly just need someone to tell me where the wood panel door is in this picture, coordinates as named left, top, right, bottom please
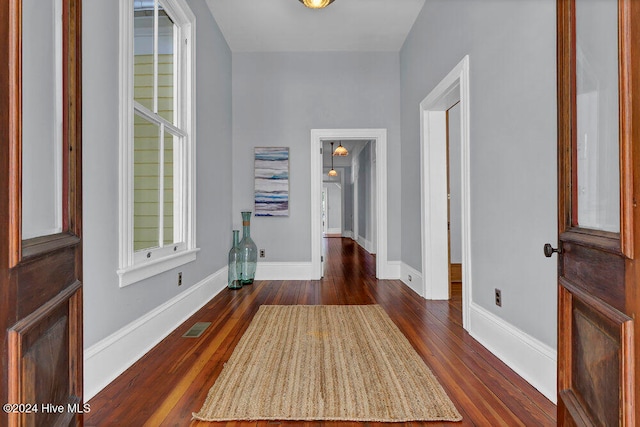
left=0, top=0, right=83, bottom=426
left=555, top=0, right=639, bottom=425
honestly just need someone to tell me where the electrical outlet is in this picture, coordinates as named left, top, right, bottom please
left=495, top=288, right=502, bottom=307
left=408, top=274, right=412, bottom=282
left=178, top=272, right=183, bottom=286
left=259, top=249, right=265, bottom=258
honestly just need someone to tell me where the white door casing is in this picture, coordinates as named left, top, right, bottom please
left=310, top=129, right=389, bottom=279
left=420, top=55, right=471, bottom=328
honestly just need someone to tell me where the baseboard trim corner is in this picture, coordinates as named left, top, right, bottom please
left=356, top=236, right=375, bottom=254
left=382, top=261, right=401, bottom=280
left=400, top=262, right=423, bottom=297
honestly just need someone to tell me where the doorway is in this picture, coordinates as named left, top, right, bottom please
left=420, top=56, right=471, bottom=328
left=447, top=102, right=463, bottom=297
left=351, top=140, right=376, bottom=253
left=310, top=129, right=389, bottom=279
left=322, top=181, right=342, bottom=237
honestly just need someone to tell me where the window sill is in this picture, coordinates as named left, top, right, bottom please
left=117, top=248, right=200, bottom=287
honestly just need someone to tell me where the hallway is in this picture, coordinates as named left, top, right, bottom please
left=86, top=238, right=555, bottom=426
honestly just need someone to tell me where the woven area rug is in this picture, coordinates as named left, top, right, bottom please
left=193, top=304, right=462, bottom=422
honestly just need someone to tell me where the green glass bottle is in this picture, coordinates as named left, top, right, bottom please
left=227, top=230, right=242, bottom=289
left=239, top=211, right=257, bottom=285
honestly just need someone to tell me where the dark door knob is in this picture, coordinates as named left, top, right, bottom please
left=544, top=243, right=561, bottom=257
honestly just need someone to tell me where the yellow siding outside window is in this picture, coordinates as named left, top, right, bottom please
left=133, top=54, right=174, bottom=251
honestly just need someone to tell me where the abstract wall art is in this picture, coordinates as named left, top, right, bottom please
left=254, top=147, right=289, bottom=216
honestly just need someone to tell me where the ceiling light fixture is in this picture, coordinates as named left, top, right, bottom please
left=328, top=143, right=338, bottom=177
left=298, top=0, right=335, bottom=9
left=333, top=141, right=348, bottom=156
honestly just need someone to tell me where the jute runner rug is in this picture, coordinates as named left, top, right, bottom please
left=193, top=304, right=462, bottom=422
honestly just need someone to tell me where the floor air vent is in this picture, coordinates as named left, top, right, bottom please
left=182, top=322, right=211, bottom=338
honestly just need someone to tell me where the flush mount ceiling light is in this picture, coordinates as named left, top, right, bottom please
left=298, top=0, right=335, bottom=9
left=333, top=141, right=348, bottom=156
left=328, top=142, right=338, bottom=177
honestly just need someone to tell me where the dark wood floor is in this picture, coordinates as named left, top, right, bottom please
left=85, top=238, right=556, bottom=426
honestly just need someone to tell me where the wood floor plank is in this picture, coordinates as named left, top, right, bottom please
left=392, top=298, right=553, bottom=425
left=85, top=238, right=556, bottom=426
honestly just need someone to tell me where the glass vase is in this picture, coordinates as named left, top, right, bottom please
left=227, top=230, right=242, bottom=289
left=239, top=211, right=257, bottom=285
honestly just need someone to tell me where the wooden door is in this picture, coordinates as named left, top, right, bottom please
left=555, top=0, right=639, bottom=425
left=0, top=0, right=83, bottom=426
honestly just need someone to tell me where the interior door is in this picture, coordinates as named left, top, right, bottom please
left=0, top=0, right=83, bottom=425
left=554, top=0, right=639, bottom=425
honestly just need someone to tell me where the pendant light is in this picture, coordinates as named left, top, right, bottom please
left=328, top=143, right=338, bottom=177
left=298, top=0, right=335, bottom=9
left=333, top=141, right=348, bottom=156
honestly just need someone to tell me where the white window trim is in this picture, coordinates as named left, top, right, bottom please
left=118, top=0, right=198, bottom=287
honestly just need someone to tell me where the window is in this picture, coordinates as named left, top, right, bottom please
left=118, top=0, right=197, bottom=287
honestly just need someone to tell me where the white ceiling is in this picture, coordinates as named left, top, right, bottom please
left=205, top=0, right=426, bottom=52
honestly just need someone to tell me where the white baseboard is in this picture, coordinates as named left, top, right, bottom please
left=382, top=261, right=401, bottom=280
left=342, top=230, right=354, bottom=239
left=468, top=302, right=557, bottom=403
left=84, top=267, right=227, bottom=401
left=400, top=262, right=423, bottom=296
left=255, top=262, right=314, bottom=280
left=327, top=227, right=342, bottom=235
left=356, top=236, right=375, bottom=254
left=254, top=260, right=397, bottom=281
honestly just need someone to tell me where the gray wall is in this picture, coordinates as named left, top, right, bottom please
left=232, top=52, right=401, bottom=262
left=357, top=144, right=372, bottom=242
left=400, top=0, right=558, bottom=347
left=342, top=166, right=353, bottom=235
left=82, top=0, right=233, bottom=347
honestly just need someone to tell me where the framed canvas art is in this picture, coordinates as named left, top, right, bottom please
left=255, top=147, right=289, bottom=216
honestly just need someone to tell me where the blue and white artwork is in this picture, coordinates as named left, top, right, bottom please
left=255, top=147, right=289, bottom=216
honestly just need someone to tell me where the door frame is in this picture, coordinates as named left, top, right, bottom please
left=322, top=186, right=328, bottom=235
left=310, top=129, right=389, bottom=279
left=420, top=56, right=471, bottom=327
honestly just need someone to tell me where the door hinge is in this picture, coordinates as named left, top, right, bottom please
left=321, top=256, right=324, bottom=262
left=320, top=147, right=323, bottom=154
